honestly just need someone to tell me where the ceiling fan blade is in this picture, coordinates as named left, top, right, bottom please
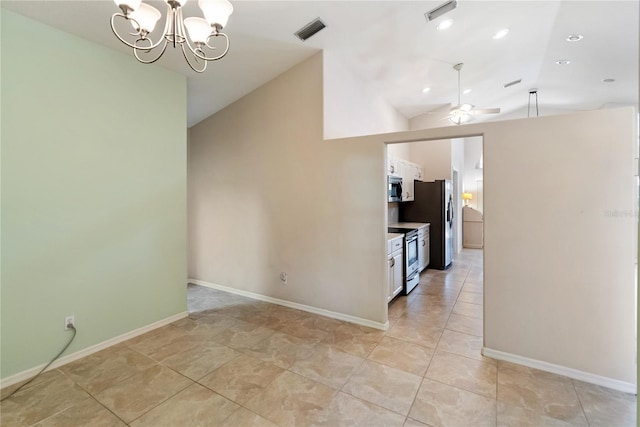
left=472, top=108, right=501, bottom=115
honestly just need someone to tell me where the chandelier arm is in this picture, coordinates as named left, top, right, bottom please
left=133, top=38, right=169, bottom=64
left=184, top=32, right=230, bottom=62
left=110, top=13, right=167, bottom=52
left=180, top=43, right=207, bottom=73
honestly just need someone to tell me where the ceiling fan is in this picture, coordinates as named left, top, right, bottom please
left=448, top=63, right=501, bottom=125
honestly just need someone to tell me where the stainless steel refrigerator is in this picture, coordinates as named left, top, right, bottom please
left=400, top=179, right=453, bottom=270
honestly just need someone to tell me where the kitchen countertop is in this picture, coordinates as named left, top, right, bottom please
left=387, top=233, right=404, bottom=242
left=389, top=222, right=430, bottom=229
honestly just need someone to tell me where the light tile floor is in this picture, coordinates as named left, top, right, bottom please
left=1, top=249, right=636, bottom=426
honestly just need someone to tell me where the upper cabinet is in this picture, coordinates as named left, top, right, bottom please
left=414, top=165, right=425, bottom=181
left=387, top=156, right=401, bottom=177
left=388, top=156, right=424, bottom=202
left=399, top=160, right=414, bottom=201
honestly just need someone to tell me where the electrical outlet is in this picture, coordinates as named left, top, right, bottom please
left=64, top=315, right=76, bottom=330
left=280, top=272, right=288, bottom=284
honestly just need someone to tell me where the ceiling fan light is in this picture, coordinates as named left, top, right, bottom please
left=449, top=110, right=472, bottom=125
left=129, top=3, right=161, bottom=33
left=199, top=0, right=234, bottom=28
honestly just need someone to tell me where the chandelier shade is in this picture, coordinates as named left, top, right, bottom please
left=184, top=17, right=213, bottom=44
left=129, top=3, right=161, bottom=33
left=110, top=0, right=233, bottom=73
left=199, top=0, right=234, bottom=28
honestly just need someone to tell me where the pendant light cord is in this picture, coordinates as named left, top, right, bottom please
left=457, top=67, right=461, bottom=106
left=528, top=90, right=539, bottom=117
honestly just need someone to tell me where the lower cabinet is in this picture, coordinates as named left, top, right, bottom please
left=388, top=247, right=404, bottom=302
left=417, top=224, right=430, bottom=272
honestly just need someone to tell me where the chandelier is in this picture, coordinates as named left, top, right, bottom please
left=110, top=0, right=233, bottom=73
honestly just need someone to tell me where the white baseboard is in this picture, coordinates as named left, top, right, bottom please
left=463, top=244, right=483, bottom=249
left=482, top=347, right=637, bottom=394
left=1, top=311, right=188, bottom=390
left=189, top=279, right=389, bottom=331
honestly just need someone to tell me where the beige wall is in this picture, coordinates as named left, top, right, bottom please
left=387, top=142, right=411, bottom=161
left=188, top=47, right=636, bottom=387
left=408, top=139, right=452, bottom=182
left=336, top=107, right=637, bottom=389
left=188, top=53, right=388, bottom=325
left=323, top=51, right=408, bottom=139
left=482, top=109, right=637, bottom=388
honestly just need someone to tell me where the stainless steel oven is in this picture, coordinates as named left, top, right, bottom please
left=388, top=227, right=420, bottom=294
left=403, top=229, right=420, bottom=294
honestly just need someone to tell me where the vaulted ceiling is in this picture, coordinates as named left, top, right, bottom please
left=3, top=0, right=638, bottom=127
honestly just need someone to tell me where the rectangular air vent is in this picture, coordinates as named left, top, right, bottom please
left=425, top=0, right=458, bottom=22
left=504, top=79, right=522, bottom=88
left=295, top=18, right=326, bottom=41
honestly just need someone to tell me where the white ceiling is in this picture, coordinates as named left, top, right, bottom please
left=3, top=0, right=638, bottom=127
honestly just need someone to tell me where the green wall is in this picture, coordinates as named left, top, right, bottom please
left=1, top=10, right=187, bottom=378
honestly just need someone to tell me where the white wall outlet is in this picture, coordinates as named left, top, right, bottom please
left=64, top=315, right=76, bottom=330
left=280, top=272, right=288, bottom=284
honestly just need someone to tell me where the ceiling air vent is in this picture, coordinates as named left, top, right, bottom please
left=503, top=79, right=522, bottom=88
left=295, top=18, right=326, bottom=41
left=425, top=0, right=458, bottom=22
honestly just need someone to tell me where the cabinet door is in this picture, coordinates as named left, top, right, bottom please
left=391, top=250, right=404, bottom=298
left=412, top=164, right=422, bottom=181
left=400, top=161, right=414, bottom=201
left=387, top=157, right=400, bottom=177
left=418, top=235, right=426, bottom=272
left=423, top=234, right=430, bottom=270
left=387, top=256, right=394, bottom=302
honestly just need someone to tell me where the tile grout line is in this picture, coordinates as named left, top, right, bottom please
left=571, top=378, right=593, bottom=426
left=55, top=368, right=133, bottom=427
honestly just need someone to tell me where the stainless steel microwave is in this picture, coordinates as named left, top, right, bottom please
left=388, top=176, right=403, bottom=202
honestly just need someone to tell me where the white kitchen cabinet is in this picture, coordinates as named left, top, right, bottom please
left=417, top=224, right=430, bottom=272
left=399, top=160, right=414, bottom=201
left=387, top=235, right=404, bottom=301
left=387, top=156, right=401, bottom=177
left=388, top=249, right=404, bottom=301
left=396, top=160, right=425, bottom=202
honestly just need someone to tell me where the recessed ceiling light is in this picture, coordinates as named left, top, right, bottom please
left=602, top=78, right=616, bottom=83
left=566, top=34, right=584, bottom=42
left=493, top=29, right=509, bottom=40
left=437, top=19, right=454, bottom=30
left=556, top=60, right=571, bottom=65
left=422, top=87, right=432, bottom=93
left=463, top=89, right=472, bottom=94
